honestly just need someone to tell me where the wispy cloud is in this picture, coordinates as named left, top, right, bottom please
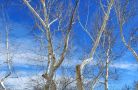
left=110, top=62, right=138, bottom=70
left=5, top=74, right=44, bottom=90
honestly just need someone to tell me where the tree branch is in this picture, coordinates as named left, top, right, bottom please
left=54, top=0, right=79, bottom=69
left=80, top=0, right=114, bottom=71
left=120, top=25, right=138, bottom=61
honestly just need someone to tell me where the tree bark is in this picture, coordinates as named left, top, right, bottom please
left=42, top=73, right=56, bottom=90
left=76, top=0, right=114, bottom=89
left=105, top=37, right=110, bottom=90
left=44, top=80, right=56, bottom=90
left=76, top=65, right=84, bottom=90
left=105, top=57, right=109, bottom=90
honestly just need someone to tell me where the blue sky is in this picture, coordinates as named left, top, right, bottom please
left=0, top=0, right=138, bottom=90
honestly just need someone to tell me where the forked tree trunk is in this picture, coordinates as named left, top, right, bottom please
left=76, top=0, right=114, bottom=89
left=44, top=80, right=56, bottom=90
left=23, top=1, right=79, bottom=90
left=42, top=71, right=56, bottom=90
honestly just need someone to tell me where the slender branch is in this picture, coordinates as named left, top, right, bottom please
left=81, top=0, right=114, bottom=71
left=23, top=0, right=46, bottom=29
left=91, top=66, right=104, bottom=90
left=120, top=25, right=138, bottom=61
left=41, top=0, right=48, bottom=23
left=85, top=0, right=90, bottom=28
left=100, top=0, right=107, bottom=16
left=78, top=15, right=95, bottom=42
left=48, top=18, right=58, bottom=28
left=54, top=0, right=79, bottom=69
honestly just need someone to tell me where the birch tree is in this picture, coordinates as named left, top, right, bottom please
left=76, top=0, right=114, bottom=90
left=23, top=0, right=79, bottom=89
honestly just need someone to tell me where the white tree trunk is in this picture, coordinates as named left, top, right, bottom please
left=76, top=0, right=114, bottom=89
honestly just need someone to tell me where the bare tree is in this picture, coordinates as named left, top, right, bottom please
left=23, top=0, right=79, bottom=89
left=115, top=0, right=138, bottom=61
left=0, top=4, right=12, bottom=90
left=76, top=0, right=114, bottom=90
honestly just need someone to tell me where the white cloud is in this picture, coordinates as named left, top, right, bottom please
left=110, top=62, right=138, bottom=70
left=4, top=72, right=45, bottom=90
